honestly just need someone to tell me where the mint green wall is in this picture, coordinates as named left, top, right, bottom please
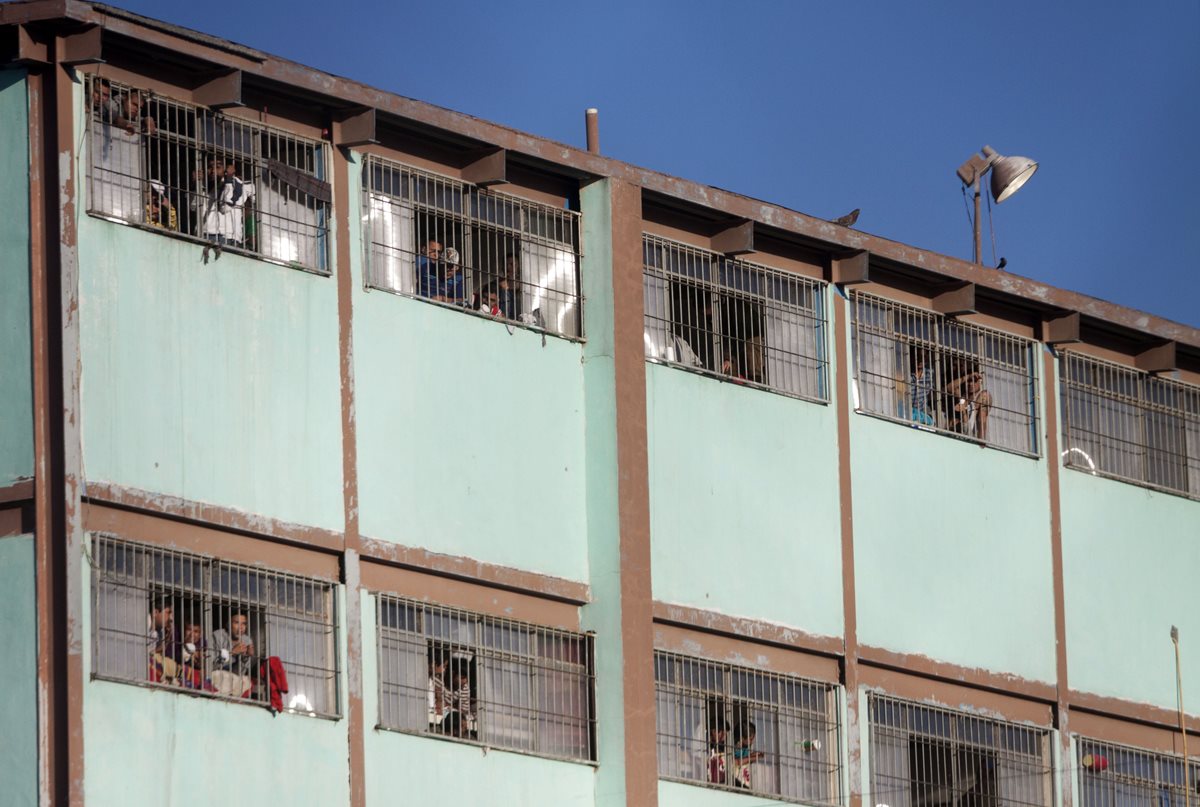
left=349, top=157, right=589, bottom=582
left=81, top=556, right=350, bottom=806
left=645, top=361, right=844, bottom=639
left=850, top=413, right=1057, bottom=683
left=0, top=535, right=38, bottom=807
left=360, top=591, right=596, bottom=805
left=659, top=780, right=794, bottom=806
left=0, top=71, right=34, bottom=486
left=1061, top=468, right=1200, bottom=710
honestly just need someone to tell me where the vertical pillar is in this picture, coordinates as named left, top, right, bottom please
left=832, top=291, right=862, bottom=807
left=579, top=178, right=657, bottom=807
left=330, top=129, right=366, bottom=807
left=1042, top=344, right=1073, bottom=807
left=31, top=41, right=86, bottom=807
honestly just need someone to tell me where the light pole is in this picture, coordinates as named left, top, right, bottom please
left=956, top=145, right=1039, bottom=265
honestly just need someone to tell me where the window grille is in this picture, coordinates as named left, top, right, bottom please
left=362, top=155, right=583, bottom=338
left=868, top=694, right=1053, bottom=807
left=850, top=291, right=1041, bottom=455
left=90, top=534, right=340, bottom=717
left=654, top=650, right=842, bottom=805
left=375, top=595, right=595, bottom=762
left=643, top=235, right=829, bottom=401
left=84, top=75, right=331, bottom=273
left=1077, top=736, right=1200, bottom=807
left=1060, top=352, right=1200, bottom=499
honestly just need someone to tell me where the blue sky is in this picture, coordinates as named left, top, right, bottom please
left=119, top=0, right=1199, bottom=328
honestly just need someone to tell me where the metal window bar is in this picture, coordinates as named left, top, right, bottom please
left=850, top=291, right=1041, bottom=456
left=362, top=155, right=583, bottom=338
left=84, top=74, right=331, bottom=273
left=90, top=534, right=340, bottom=717
left=653, top=649, right=842, bottom=805
left=868, top=694, right=1053, bottom=807
left=375, top=594, right=596, bottom=762
left=642, top=234, right=829, bottom=402
left=1077, top=736, right=1200, bottom=807
left=1061, top=352, right=1200, bottom=499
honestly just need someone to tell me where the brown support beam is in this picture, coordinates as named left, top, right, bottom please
left=1043, top=347, right=1073, bottom=807
left=335, top=107, right=376, bottom=148
left=27, top=62, right=60, bottom=807
left=931, top=282, right=976, bottom=317
left=330, top=132, right=365, bottom=807
left=461, top=147, right=506, bottom=187
left=12, top=25, right=50, bottom=65
left=710, top=219, right=754, bottom=256
left=830, top=249, right=869, bottom=286
left=59, top=26, right=101, bottom=66
left=1043, top=311, right=1081, bottom=346
left=1136, top=341, right=1177, bottom=373
left=832, top=292, right=862, bottom=807
left=193, top=69, right=243, bottom=109
left=53, top=40, right=85, bottom=807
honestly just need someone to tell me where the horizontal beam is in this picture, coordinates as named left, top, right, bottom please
left=1043, top=311, right=1081, bottom=345
left=193, top=69, right=242, bottom=109
left=59, top=25, right=101, bottom=66
left=830, top=249, right=869, bottom=285
left=461, top=147, right=506, bottom=187
left=710, top=220, right=754, bottom=256
left=335, top=106, right=376, bottom=148
left=1136, top=341, right=1177, bottom=373
left=932, top=282, right=976, bottom=317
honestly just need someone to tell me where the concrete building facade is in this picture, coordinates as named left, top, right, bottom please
left=2, top=3, right=1199, bottom=806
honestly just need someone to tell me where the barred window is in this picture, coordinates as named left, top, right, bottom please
left=1077, top=737, right=1200, bottom=807
left=851, top=291, right=1040, bottom=455
left=375, top=595, right=595, bottom=761
left=90, top=534, right=340, bottom=716
left=85, top=75, right=331, bottom=273
left=1061, top=352, right=1200, bottom=498
left=362, top=155, right=582, bottom=338
left=868, top=694, right=1053, bottom=807
left=643, top=235, right=829, bottom=401
left=654, top=650, right=842, bottom=805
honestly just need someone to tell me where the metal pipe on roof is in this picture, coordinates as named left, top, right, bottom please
left=585, top=108, right=599, bottom=154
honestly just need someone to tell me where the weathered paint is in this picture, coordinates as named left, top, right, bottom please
left=850, top=413, right=1057, bottom=684
left=359, top=590, right=595, bottom=805
left=347, top=159, right=589, bottom=583
left=76, top=216, right=344, bottom=532
left=0, top=70, right=34, bottom=486
left=645, top=362, right=844, bottom=640
left=1060, top=467, right=1200, bottom=710
left=0, top=534, right=38, bottom=807
left=80, top=553, right=351, bottom=806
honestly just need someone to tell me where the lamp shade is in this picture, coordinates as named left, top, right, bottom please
left=990, top=154, right=1038, bottom=203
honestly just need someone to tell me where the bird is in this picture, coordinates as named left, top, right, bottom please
left=832, top=208, right=860, bottom=227
left=996, top=257, right=1007, bottom=270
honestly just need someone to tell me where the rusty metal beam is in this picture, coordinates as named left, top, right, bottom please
left=710, top=220, right=754, bottom=256
left=830, top=249, right=870, bottom=285
left=931, top=282, right=976, bottom=317
left=59, top=26, right=100, bottom=66
left=1043, top=312, right=1081, bottom=346
left=461, top=147, right=506, bottom=187
left=335, top=107, right=375, bottom=147
left=1136, top=341, right=1177, bottom=373
left=193, top=69, right=242, bottom=109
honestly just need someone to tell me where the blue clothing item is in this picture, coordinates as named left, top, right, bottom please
left=416, top=256, right=439, bottom=298
left=910, top=369, right=936, bottom=422
left=441, top=271, right=465, bottom=305
left=499, top=287, right=518, bottom=319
